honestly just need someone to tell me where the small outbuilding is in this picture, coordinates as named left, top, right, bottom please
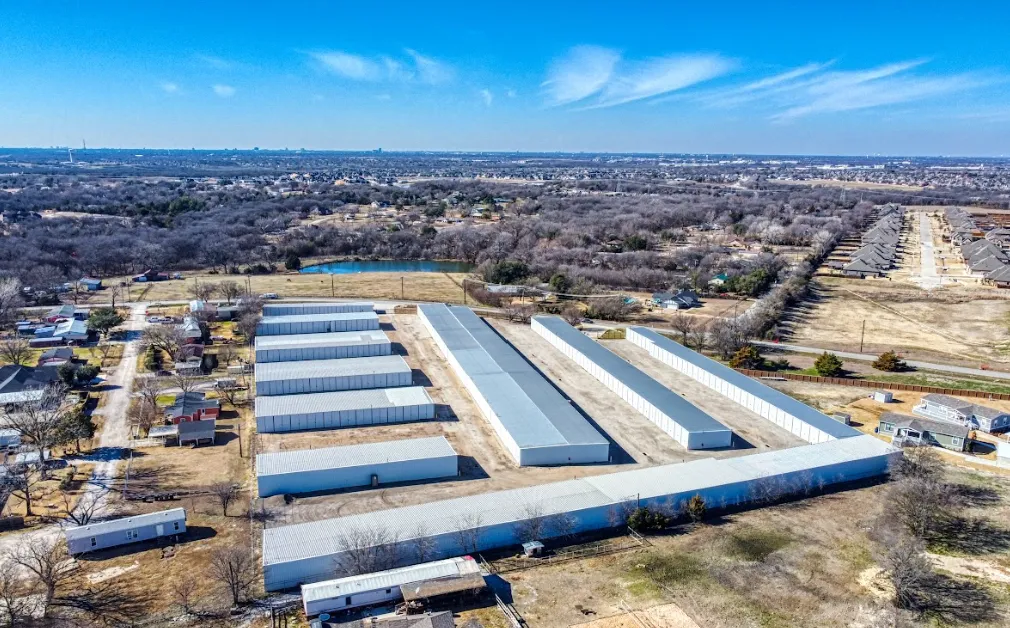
left=871, top=391, right=893, bottom=403
left=64, top=508, right=187, bottom=555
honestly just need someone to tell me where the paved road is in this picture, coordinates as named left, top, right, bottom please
left=753, top=340, right=1010, bottom=381
left=917, top=212, right=942, bottom=290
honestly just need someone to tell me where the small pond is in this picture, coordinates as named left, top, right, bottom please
left=300, top=259, right=474, bottom=274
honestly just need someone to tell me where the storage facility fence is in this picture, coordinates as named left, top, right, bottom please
left=734, top=368, right=1010, bottom=401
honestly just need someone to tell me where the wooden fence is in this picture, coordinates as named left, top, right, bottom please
left=734, top=368, right=1010, bottom=401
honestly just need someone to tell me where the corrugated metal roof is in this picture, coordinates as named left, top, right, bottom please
left=64, top=508, right=186, bottom=541
left=258, top=312, right=380, bottom=325
left=256, top=435, right=456, bottom=477
left=628, top=327, right=858, bottom=439
left=301, top=557, right=480, bottom=604
left=256, top=386, right=433, bottom=418
left=534, top=317, right=730, bottom=436
left=255, top=355, right=410, bottom=383
left=255, top=330, right=390, bottom=350
left=263, top=302, right=373, bottom=316
left=418, top=304, right=608, bottom=450
left=263, top=435, right=895, bottom=567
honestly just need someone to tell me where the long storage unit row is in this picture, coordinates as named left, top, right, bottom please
left=254, top=355, right=412, bottom=396
left=262, top=434, right=897, bottom=590
left=626, top=327, right=858, bottom=444
left=254, top=330, right=391, bottom=363
left=256, top=312, right=380, bottom=336
left=256, top=436, right=458, bottom=497
left=417, top=304, right=610, bottom=467
left=255, top=387, right=435, bottom=433
left=262, top=302, right=374, bottom=317
left=532, top=317, right=733, bottom=450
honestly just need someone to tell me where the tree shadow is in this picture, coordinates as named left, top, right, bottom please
left=75, top=525, right=218, bottom=561
left=915, top=571, right=1000, bottom=624
left=931, top=516, right=1010, bottom=555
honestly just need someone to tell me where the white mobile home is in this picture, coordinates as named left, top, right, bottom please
left=301, top=556, right=482, bottom=616
left=254, top=355, right=412, bottom=396
left=262, top=302, right=374, bottom=317
left=255, top=312, right=380, bottom=336
left=256, top=436, right=458, bottom=497
left=254, top=330, right=391, bottom=363
left=64, top=508, right=187, bottom=555
left=255, top=386, right=435, bottom=433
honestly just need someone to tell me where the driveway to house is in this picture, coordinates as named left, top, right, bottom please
left=917, top=212, right=942, bottom=290
left=753, top=340, right=1010, bottom=381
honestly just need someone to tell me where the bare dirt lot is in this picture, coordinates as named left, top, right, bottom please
left=788, top=277, right=1010, bottom=364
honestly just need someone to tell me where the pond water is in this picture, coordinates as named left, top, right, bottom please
left=300, top=259, right=474, bottom=274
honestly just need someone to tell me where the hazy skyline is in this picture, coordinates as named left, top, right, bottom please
left=3, top=1, right=1009, bottom=155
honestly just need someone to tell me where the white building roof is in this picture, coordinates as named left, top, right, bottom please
left=258, top=312, right=379, bottom=326
left=255, top=386, right=433, bottom=418
left=254, top=355, right=410, bottom=383
left=262, top=435, right=894, bottom=567
left=256, top=435, right=456, bottom=477
left=64, top=508, right=186, bottom=542
left=255, top=330, right=389, bottom=351
left=301, top=557, right=480, bottom=604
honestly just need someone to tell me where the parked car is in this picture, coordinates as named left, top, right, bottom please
left=260, top=293, right=279, bottom=299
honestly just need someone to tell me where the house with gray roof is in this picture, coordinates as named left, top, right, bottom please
left=913, top=393, right=1010, bottom=434
left=878, top=412, right=969, bottom=451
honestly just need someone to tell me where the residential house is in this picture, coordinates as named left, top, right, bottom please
left=877, top=411, right=969, bottom=452
left=37, top=347, right=74, bottom=367
left=0, top=365, right=62, bottom=405
left=132, top=269, right=169, bottom=283
left=44, top=304, right=76, bottom=323
left=178, top=316, right=203, bottom=343
left=986, top=264, right=1010, bottom=288
left=709, top=273, right=729, bottom=287
left=913, top=393, right=1010, bottom=433
left=651, top=289, right=701, bottom=309
left=52, top=319, right=89, bottom=344
left=164, top=392, right=220, bottom=424
left=177, top=418, right=216, bottom=446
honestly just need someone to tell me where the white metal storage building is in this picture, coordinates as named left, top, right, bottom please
left=65, top=508, right=187, bottom=555
left=301, top=556, right=482, bottom=616
left=626, top=327, right=859, bottom=444
left=418, top=304, right=610, bottom=466
left=254, top=355, right=412, bottom=396
left=263, top=302, right=373, bottom=317
left=256, top=435, right=458, bottom=497
left=532, top=317, right=733, bottom=450
left=256, top=312, right=380, bottom=336
left=254, top=330, right=391, bottom=363
left=255, top=386, right=435, bottom=433
left=262, top=434, right=896, bottom=590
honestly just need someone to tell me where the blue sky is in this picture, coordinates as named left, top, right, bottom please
left=2, top=1, right=1009, bottom=155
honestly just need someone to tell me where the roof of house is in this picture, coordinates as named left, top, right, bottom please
left=879, top=412, right=970, bottom=438
left=53, top=319, right=88, bottom=338
left=986, top=265, right=1010, bottom=282
left=165, top=392, right=219, bottom=419
left=969, top=404, right=1008, bottom=420
left=256, top=435, right=455, bottom=477
left=177, top=418, right=216, bottom=440
left=920, top=393, right=974, bottom=411
left=39, top=347, right=74, bottom=361
left=0, top=365, right=61, bottom=404
left=337, top=613, right=456, bottom=628
left=46, top=305, right=75, bottom=318
left=64, top=508, right=186, bottom=542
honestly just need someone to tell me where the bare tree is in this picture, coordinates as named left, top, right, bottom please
left=171, top=373, right=200, bottom=398
left=513, top=503, right=547, bottom=543
left=1, top=384, right=71, bottom=479
left=0, top=278, right=23, bottom=326
left=687, top=321, right=709, bottom=352
left=216, top=385, right=243, bottom=408
left=91, top=341, right=115, bottom=367
left=410, top=524, right=438, bottom=564
left=885, top=537, right=933, bottom=616
left=209, top=482, right=240, bottom=517
left=173, top=578, right=200, bottom=615
left=504, top=303, right=536, bottom=324
left=561, top=304, right=583, bottom=326
left=217, top=343, right=237, bottom=366
left=208, top=547, right=257, bottom=606
left=669, top=312, right=696, bottom=346
left=546, top=512, right=579, bottom=541
left=452, top=513, right=485, bottom=555
left=606, top=501, right=635, bottom=528
left=62, top=488, right=105, bottom=526
left=236, top=313, right=261, bottom=345
left=127, top=399, right=158, bottom=437
left=335, top=526, right=401, bottom=576
left=217, top=280, right=242, bottom=304
left=0, top=559, right=37, bottom=627
left=189, top=281, right=216, bottom=302
left=141, top=325, right=186, bottom=361
left=0, top=337, right=31, bottom=366
left=8, top=534, right=76, bottom=616
left=134, top=376, right=163, bottom=411
left=3, top=461, right=41, bottom=517
left=108, top=284, right=122, bottom=309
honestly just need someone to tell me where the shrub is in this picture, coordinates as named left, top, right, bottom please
left=687, top=494, right=707, bottom=523
left=814, top=351, right=844, bottom=377
left=872, top=350, right=908, bottom=372
left=728, top=345, right=764, bottom=370
left=627, top=507, right=670, bottom=532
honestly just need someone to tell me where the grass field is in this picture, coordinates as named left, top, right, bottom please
left=112, top=271, right=468, bottom=304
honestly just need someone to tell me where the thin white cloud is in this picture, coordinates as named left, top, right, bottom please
left=160, top=82, right=179, bottom=94
left=542, top=46, right=619, bottom=106
left=505, top=88, right=517, bottom=98
left=312, top=51, right=381, bottom=80
left=480, top=89, right=493, bottom=106
left=310, top=49, right=453, bottom=84
left=543, top=47, right=731, bottom=108
left=212, top=84, right=236, bottom=97
left=196, top=54, right=237, bottom=70
left=405, top=49, right=453, bottom=84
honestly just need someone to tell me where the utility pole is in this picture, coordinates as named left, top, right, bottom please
left=330, top=274, right=334, bottom=297
left=462, top=279, right=467, bottom=305
left=401, top=276, right=404, bottom=300
left=859, top=319, right=866, bottom=353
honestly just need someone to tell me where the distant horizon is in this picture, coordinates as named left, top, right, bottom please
left=1, top=146, right=1007, bottom=160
